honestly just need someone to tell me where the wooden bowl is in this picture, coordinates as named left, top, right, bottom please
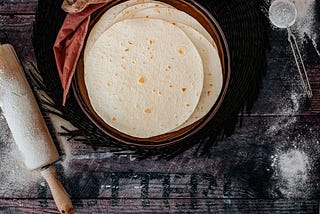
left=72, top=0, right=231, bottom=148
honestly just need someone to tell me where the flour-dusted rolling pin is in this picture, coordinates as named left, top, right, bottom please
left=0, top=44, right=74, bottom=214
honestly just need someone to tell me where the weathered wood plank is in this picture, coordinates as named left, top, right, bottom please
left=0, top=0, right=37, bottom=14
left=248, top=30, right=320, bottom=116
left=1, top=116, right=319, bottom=199
left=0, top=15, right=35, bottom=59
left=0, top=10, right=319, bottom=203
left=0, top=1, right=319, bottom=214
left=0, top=199, right=318, bottom=213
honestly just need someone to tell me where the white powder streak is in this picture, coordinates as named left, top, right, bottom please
left=267, top=92, right=300, bottom=135
left=267, top=89, right=314, bottom=198
left=293, top=0, right=317, bottom=42
left=279, top=150, right=309, bottom=181
left=272, top=149, right=311, bottom=198
left=267, top=0, right=319, bottom=55
left=265, top=1, right=318, bottom=197
left=0, top=112, right=41, bottom=195
left=49, top=113, right=76, bottom=177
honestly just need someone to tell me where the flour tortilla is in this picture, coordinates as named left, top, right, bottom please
left=173, top=23, right=222, bottom=129
left=125, top=7, right=216, bottom=47
left=85, top=18, right=204, bottom=138
left=84, top=0, right=173, bottom=59
left=117, top=5, right=222, bottom=129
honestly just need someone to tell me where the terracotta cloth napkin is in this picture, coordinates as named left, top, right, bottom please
left=53, top=2, right=109, bottom=105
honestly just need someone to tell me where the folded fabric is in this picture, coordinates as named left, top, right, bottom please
left=54, top=2, right=109, bottom=105
left=62, top=0, right=111, bottom=13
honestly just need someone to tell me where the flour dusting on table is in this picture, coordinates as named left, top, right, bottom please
left=267, top=92, right=300, bottom=135
left=265, top=2, right=318, bottom=198
left=49, top=113, right=75, bottom=176
left=266, top=0, right=319, bottom=54
left=293, top=0, right=318, bottom=43
left=267, top=89, right=316, bottom=198
left=0, top=69, right=42, bottom=191
left=0, top=113, right=41, bottom=193
left=271, top=149, right=311, bottom=197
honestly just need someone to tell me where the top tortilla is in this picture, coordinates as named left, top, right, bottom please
left=85, top=18, right=204, bottom=138
left=109, top=4, right=223, bottom=130
left=84, top=0, right=173, bottom=59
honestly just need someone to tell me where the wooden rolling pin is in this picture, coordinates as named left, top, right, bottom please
left=0, top=44, right=74, bottom=214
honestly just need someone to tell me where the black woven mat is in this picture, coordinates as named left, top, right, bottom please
left=32, top=0, right=269, bottom=158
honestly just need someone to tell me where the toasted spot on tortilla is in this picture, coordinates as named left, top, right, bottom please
left=165, top=65, right=172, bottom=71
left=139, top=77, right=145, bottom=83
left=144, top=108, right=152, bottom=113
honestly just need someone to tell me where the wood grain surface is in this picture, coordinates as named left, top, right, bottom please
left=0, top=199, right=318, bottom=213
left=0, top=1, right=37, bottom=14
left=0, top=0, right=320, bottom=213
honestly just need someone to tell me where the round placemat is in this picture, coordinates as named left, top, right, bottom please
left=32, top=0, right=269, bottom=158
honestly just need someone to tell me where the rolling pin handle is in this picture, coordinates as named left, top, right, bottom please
left=40, top=165, right=74, bottom=214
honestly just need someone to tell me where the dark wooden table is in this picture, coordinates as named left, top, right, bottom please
left=1, top=1, right=320, bottom=213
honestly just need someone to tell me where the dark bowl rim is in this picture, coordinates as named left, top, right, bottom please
left=71, top=0, right=231, bottom=149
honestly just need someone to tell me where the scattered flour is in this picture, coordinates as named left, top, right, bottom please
left=265, top=0, right=318, bottom=198
left=278, top=150, right=309, bottom=182
left=267, top=88, right=316, bottom=198
left=293, top=0, right=318, bottom=43
left=267, top=0, right=319, bottom=56
left=267, top=91, right=301, bottom=134
left=271, top=149, right=311, bottom=198
left=49, top=113, right=75, bottom=177
left=0, top=67, right=43, bottom=193
left=0, top=112, right=41, bottom=195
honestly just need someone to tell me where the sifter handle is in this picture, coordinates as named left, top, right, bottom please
left=287, top=29, right=313, bottom=98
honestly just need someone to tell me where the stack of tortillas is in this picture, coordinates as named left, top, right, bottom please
left=84, top=0, right=223, bottom=139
